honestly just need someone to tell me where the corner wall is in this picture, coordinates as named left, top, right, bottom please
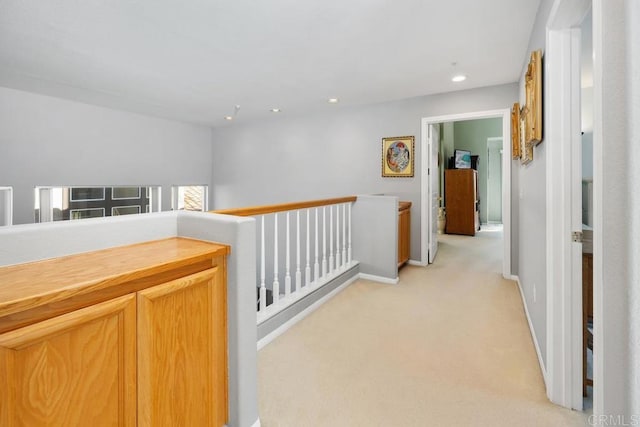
left=0, top=87, right=213, bottom=225
left=211, top=84, right=518, bottom=263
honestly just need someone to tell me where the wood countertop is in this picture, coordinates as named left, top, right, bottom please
left=399, top=201, right=412, bottom=211
left=0, top=237, right=229, bottom=326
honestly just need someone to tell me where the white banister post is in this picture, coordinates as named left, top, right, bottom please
left=305, top=209, right=311, bottom=287
left=335, top=204, right=341, bottom=270
left=284, top=212, right=291, bottom=297
left=273, top=213, right=280, bottom=304
left=259, top=216, right=266, bottom=311
left=329, top=205, right=334, bottom=274
left=322, top=207, right=327, bottom=277
left=315, top=208, right=320, bottom=282
left=348, top=203, right=352, bottom=264
left=295, top=210, right=302, bottom=291
left=342, top=204, right=347, bottom=268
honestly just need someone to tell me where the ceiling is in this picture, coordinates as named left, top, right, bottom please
left=0, top=0, right=540, bottom=127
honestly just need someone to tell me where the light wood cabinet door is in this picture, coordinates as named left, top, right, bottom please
left=398, top=207, right=411, bottom=266
left=137, top=265, right=227, bottom=427
left=0, top=294, right=137, bottom=427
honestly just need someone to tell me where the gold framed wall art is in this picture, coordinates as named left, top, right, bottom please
left=511, top=102, right=521, bottom=159
left=520, top=105, right=533, bottom=165
left=382, top=136, right=414, bottom=177
left=524, top=49, right=543, bottom=146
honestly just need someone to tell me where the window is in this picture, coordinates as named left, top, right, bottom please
left=171, top=185, right=208, bottom=212
left=35, top=186, right=161, bottom=222
left=0, top=187, right=13, bottom=226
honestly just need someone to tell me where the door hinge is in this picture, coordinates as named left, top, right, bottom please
left=572, top=231, right=583, bottom=243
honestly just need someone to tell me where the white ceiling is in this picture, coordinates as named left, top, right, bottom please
left=0, top=0, right=540, bottom=127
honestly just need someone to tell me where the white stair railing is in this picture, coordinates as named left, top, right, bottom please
left=214, top=196, right=357, bottom=323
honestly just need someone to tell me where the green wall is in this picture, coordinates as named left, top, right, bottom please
left=451, top=118, right=502, bottom=224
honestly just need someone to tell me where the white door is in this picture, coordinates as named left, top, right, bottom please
left=487, top=138, right=503, bottom=223
left=428, top=124, right=440, bottom=263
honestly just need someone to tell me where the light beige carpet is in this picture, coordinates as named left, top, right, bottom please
left=257, top=228, right=587, bottom=426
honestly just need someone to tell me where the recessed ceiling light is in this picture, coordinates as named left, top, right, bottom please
left=451, top=75, right=467, bottom=82
left=224, top=116, right=233, bottom=121
left=328, top=98, right=339, bottom=103
left=270, top=108, right=281, bottom=113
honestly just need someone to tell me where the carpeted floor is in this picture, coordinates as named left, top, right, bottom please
left=257, top=228, right=588, bottom=426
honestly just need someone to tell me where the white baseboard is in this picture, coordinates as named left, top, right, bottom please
left=358, top=272, right=400, bottom=284
left=250, top=418, right=261, bottom=427
left=407, top=259, right=427, bottom=267
left=257, top=275, right=359, bottom=350
left=513, top=275, right=547, bottom=387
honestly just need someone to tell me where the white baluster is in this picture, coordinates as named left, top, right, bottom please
left=348, top=203, right=352, bottom=264
left=322, top=207, right=327, bottom=277
left=315, top=208, right=320, bottom=282
left=306, top=209, right=311, bottom=286
left=342, top=204, right=347, bottom=267
left=273, top=214, right=280, bottom=304
left=329, top=205, right=334, bottom=274
left=295, top=210, right=302, bottom=291
left=335, top=204, right=340, bottom=270
left=284, top=212, right=291, bottom=298
left=259, top=216, right=266, bottom=311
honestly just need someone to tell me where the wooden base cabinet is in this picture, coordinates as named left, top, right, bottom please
left=398, top=201, right=411, bottom=267
left=138, top=267, right=227, bottom=426
left=0, top=294, right=137, bottom=427
left=0, top=238, right=229, bottom=427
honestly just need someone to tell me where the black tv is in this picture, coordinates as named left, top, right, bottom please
left=454, top=149, right=471, bottom=169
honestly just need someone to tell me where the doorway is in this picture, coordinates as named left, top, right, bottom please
left=420, top=109, right=511, bottom=279
left=486, top=137, right=503, bottom=224
left=545, top=0, right=600, bottom=413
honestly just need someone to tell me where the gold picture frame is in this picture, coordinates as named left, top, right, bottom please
left=520, top=106, right=533, bottom=165
left=511, top=102, right=521, bottom=159
left=382, top=136, right=414, bottom=177
left=524, top=49, right=543, bottom=146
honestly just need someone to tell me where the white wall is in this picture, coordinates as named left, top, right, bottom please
left=0, top=87, right=213, bottom=225
left=515, top=0, right=554, bottom=369
left=211, top=83, right=518, bottom=262
left=628, top=0, right=640, bottom=413
left=596, top=0, right=640, bottom=416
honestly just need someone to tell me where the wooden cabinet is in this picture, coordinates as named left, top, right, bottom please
left=444, top=169, right=479, bottom=236
left=138, top=267, right=227, bottom=426
left=0, top=238, right=229, bottom=427
left=0, top=294, right=137, bottom=426
left=398, top=201, right=411, bottom=267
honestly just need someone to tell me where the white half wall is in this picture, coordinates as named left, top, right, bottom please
left=351, top=195, right=398, bottom=281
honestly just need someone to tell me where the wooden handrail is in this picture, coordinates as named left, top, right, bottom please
left=211, top=196, right=357, bottom=217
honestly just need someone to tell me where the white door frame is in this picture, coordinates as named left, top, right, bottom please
left=545, top=0, right=593, bottom=411
left=420, top=109, right=511, bottom=279
left=426, top=123, right=440, bottom=264
left=0, top=187, right=12, bottom=226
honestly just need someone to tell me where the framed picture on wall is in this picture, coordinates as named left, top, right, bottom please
left=524, top=49, right=543, bottom=145
left=382, top=136, right=415, bottom=177
left=511, top=102, right=521, bottom=159
left=520, top=106, right=534, bottom=165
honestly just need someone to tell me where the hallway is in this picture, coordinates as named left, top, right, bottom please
left=257, top=229, right=587, bottom=426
